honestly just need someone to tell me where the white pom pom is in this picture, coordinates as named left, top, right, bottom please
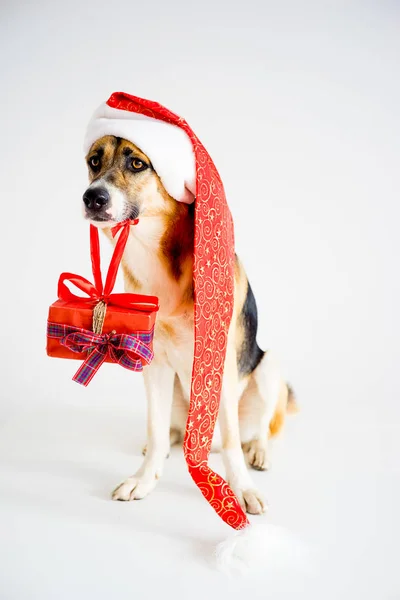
left=215, top=523, right=312, bottom=576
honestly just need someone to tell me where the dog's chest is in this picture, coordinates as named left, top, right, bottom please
left=122, top=228, right=185, bottom=315
left=153, top=315, right=194, bottom=390
left=121, top=225, right=195, bottom=387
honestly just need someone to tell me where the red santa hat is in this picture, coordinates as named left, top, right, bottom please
left=84, top=92, right=270, bottom=570
left=84, top=98, right=196, bottom=205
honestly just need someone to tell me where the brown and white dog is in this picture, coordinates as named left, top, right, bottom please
left=83, top=135, right=297, bottom=515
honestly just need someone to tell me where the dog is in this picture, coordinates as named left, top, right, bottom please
left=83, top=135, right=297, bottom=515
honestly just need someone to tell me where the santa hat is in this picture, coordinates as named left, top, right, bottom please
left=84, top=99, right=196, bottom=205
left=84, top=92, right=273, bottom=571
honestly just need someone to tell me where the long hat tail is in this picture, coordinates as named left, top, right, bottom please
left=106, top=92, right=249, bottom=530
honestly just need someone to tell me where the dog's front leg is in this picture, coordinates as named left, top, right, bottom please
left=112, top=359, right=175, bottom=501
left=219, top=345, right=267, bottom=515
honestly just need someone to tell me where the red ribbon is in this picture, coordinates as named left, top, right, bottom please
left=111, top=218, right=139, bottom=237
left=57, top=220, right=159, bottom=313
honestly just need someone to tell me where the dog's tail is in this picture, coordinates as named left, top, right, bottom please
left=269, top=382, right=298, bottom=437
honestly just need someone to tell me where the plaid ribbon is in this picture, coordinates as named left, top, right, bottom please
left=47, top=321, right=154, bottom=386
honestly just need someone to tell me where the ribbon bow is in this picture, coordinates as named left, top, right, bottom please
left=47, top=322, right=154, bottom=386
left=58, top=220, right=158, bottom=314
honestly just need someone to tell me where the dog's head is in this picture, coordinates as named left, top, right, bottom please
left=83, top=135, right=176, bottom=226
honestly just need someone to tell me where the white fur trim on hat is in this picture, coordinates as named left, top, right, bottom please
left=84, top=103, right=196, bottom=204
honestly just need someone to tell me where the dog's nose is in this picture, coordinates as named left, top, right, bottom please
left=83, top=187, right=110, bottom=211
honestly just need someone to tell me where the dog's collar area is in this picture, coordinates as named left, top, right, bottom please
left=111, top=218, right=139, bottom=237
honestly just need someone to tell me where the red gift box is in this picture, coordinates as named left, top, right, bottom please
left=47, top=221, right=159, bottom=386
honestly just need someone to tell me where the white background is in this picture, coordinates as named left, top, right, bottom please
left=0, top=0, right=399, bottom=598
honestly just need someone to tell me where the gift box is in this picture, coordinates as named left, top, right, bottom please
left=47, top=220, right=159, bottom=386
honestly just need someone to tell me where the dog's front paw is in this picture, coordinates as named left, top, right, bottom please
left=231, top=485, right=268, bottom=515
left=112, top=476, right=157, bottom=501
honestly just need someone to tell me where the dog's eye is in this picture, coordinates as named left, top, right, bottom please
left=88, top=156, right=100, bottom=171
left=130, top=158, right=146, bottom=172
